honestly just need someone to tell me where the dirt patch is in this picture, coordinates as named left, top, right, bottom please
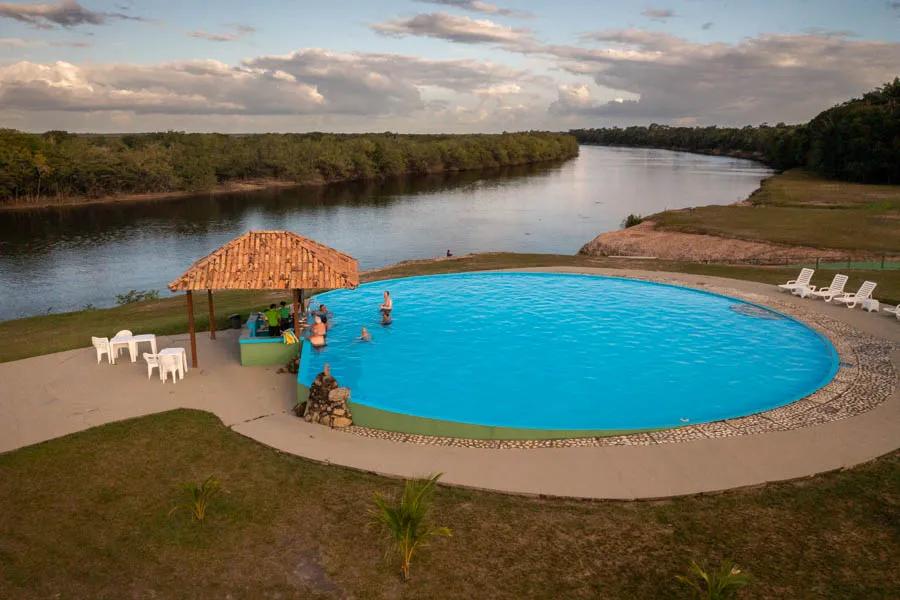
left=578, top=220, right=850, bottom=263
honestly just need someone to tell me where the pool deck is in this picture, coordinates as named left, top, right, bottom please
left=1, top=267, right=897, bottom=500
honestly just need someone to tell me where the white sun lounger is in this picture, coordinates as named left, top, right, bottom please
left=832, top=281, right=877, bottom=309
left=800, top=273, right=849, bottom=301
left=777, top=268, right=814, bottom=294
left=883, top=304, right=900, bottom=320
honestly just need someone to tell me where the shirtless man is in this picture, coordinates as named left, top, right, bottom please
left=308, top=315, right=327, bottom=347
left=380, top=291, right=392, bottom=316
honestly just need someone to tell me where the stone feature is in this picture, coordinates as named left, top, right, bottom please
left=304, top=368, right=353, bottom=428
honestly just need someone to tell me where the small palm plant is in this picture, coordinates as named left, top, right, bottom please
left=676, top=560, right=750, bottom=599
left=169, top=475, right=221, bottom=523
left=371, top=473, right=451, bottom=581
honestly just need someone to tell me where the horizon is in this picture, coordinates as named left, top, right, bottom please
left=0, top=0, right=898, bottom=134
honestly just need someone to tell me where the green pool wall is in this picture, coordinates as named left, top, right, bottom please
left=240, top=339, right=299, bottom=366
left=347, top=401, right=659, bottom=440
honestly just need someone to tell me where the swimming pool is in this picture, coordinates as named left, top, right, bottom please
left=299, top=272, right=839, bottom=439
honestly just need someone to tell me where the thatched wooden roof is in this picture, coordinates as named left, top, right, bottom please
left=168, top=230, right=359, bottom=291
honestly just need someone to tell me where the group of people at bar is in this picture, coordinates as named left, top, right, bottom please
left=260, top=290, right=393, bottom=349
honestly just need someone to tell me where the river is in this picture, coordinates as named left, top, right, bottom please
left=0, top=146, right=771, bottom=320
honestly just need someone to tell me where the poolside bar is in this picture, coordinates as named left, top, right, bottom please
left=168, top=230, right=359, bottom=368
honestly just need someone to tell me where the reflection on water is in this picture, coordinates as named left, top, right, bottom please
left=0, top=146, right=771, bottom=319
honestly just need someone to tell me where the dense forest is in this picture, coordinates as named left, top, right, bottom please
left=0, top=131, right=578, bottom=204
left=572, top=78, right=900, bottom=183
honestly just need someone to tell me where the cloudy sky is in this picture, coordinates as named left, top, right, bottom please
left=0, top=0, right=898, bottom=133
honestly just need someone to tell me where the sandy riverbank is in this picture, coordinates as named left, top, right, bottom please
left=578, top=220, right=852, bottom=262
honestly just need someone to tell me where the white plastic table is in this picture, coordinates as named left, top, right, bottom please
left=159, top=347, right=188, bottom=380
left=109, top=334, right=157, bottom=363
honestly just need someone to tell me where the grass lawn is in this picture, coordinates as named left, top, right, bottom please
left=0, top=409, right=897, bottom=599
left=653, top=169, right=900, bottom=254
left=1, top=252, right=898, bottom=363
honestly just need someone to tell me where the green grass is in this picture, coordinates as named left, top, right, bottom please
left=1, top=252, right=898, bottom=363
left=0, top=409, right=897, bottom=599
left=653, top=169, right=900, bottom=253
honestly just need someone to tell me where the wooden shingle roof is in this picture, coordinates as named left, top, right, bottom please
left=168, top=230, right=359, bottom=291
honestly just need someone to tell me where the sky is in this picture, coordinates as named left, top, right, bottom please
left=0, top=0, right=898, bottom=133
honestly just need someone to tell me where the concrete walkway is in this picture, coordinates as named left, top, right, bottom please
left=1, top=268, right=897, bottom=500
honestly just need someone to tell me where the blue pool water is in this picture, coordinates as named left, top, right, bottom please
left=299, top=272, right=838, bottom=432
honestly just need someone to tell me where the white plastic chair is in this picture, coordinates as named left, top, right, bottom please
left=883, top=304, right=900, bottom=321
left=832, top=281, right=877, bottom=309
left=801, top=274, right=849, bottom=301
left=159, top=353, right=184, bottom=384
left=109, top=330, right=134, bottom=363
left=92, top=337, right=111, bottom=364
left=143, top=352, right=160, bottom=380
left=777, top=268, right=814, bottom=294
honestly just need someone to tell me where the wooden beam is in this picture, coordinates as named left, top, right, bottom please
left=293, top=288, right=302, bottom=342
left=207, top=289, right=216, bottom=340
left=186, top=290, right=198, bottom=368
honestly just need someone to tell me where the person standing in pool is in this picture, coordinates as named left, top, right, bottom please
left=380, top=291, right=392, bottom=317
left=314, top=303, right=331, bottom=328
left=308, top=315, right=327, bottom=347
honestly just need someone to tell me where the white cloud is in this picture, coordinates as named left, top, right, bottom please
left=0, top=0, right=144, bottom=29
left=188, top=23, right=255, bottom=43
left=0, top=49, right=538, bottom=126
left=641, top=8, right=676, bottom=22
left=413, top=0, right=531, bottom=18
left=544, top=30, right=900, bottom=124
left=372, top=12, right=533, bottom=46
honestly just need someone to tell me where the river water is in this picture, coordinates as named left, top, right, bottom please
left=0, top=146, right=770, bottom=320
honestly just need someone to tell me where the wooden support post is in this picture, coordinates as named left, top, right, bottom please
left=293, top=288, right=302, bottom=341
left=186, top=290, right=198, bottom=368
left=207, top=289, right=216, bottom=340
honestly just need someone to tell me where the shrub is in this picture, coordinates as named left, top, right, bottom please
left=168, top=475, right=221, bottom=523
left=622, top=213, right=644, bottom=228
left=371, top=473, right=451, bottom=580
left=676, top=559, right=750, bottom=599
left=115, top=289, right=160, bottom=305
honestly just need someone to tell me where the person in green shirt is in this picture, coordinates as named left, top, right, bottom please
left=279, top=301, right=292, bottom=330
left=264, top=304, right=280, bottom=337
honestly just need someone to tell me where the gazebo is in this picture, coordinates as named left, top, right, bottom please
left=168, top=230, right=359, bottom=367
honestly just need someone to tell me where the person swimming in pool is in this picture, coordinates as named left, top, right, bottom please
left=308, top=315, right=327, bottom=347
left=313, top=303, right=329, bottom=323
left=360, top=327, right=371, bottom=341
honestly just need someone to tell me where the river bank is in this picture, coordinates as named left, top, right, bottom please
left=0, top=158, right=583, bottom=212
left=0, top=130, right=579, bottom=210
left=580, top=168, right=900, bottom=262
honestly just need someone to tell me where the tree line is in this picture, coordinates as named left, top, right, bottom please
left=0, top=131, right=579, bottom=203
left=571, top=78, right=899, bottom=184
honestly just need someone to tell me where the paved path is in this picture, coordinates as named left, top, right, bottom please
left=1, top=268, right=897, bottom=499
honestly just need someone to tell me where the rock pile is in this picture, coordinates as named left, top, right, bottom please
left=302, top=365, right=353, bottom=428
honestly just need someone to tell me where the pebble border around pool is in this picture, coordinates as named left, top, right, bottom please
left=337, top=278, right=897, bottom=449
